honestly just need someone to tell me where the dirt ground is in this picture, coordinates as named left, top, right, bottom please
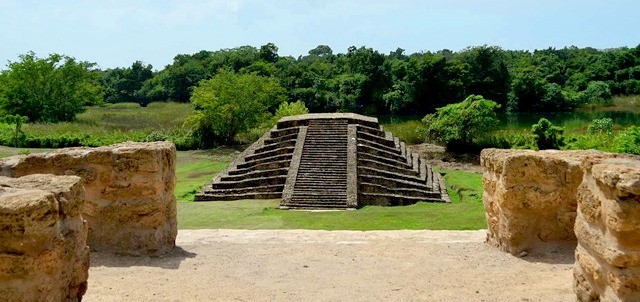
left=85, top=229, right=575, bottom=302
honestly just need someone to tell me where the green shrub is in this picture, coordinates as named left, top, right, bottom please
left=273, top=100, right=309, bottom=121
left=185, top=69, right=286, bottom=147
left=145, top=132, right=169, bottom=142
left=565, top=133, right=616, bottom=152
left=422, top=95, right=501, bottom=151
left=614, top=126, right=640, bottom=155
left=587, top=118, right=613, bottom=135
left=0, top=114, right=28, bottom=147
left=477, top=130, right=534, bottom=149
left=531, top=118, right=564, bottom=150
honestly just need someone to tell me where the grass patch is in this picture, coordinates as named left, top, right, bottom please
left=612, top=95, right=640, bottom=108
left=177, top=168, right=486, bottom=230
left=381, top=119, right=424, bottom=144
left=7, top=102, right=194, bottom=148
left=0, top=146, right=53, bottom=158
left=174, top=148, right=238, bottom=202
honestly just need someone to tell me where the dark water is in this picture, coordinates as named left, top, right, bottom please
left=500, top=109, right=640, bottom=130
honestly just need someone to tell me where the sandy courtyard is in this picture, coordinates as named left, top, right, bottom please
left=85, top=229, right=575, bottom=301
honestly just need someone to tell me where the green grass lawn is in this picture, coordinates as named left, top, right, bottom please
left=174, top=148, right=238, bottom=201
left=177, top=167, right=486, bottom=230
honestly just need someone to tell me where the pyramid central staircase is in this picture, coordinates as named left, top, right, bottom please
left=195, top=113, right=449, bottom=209
left=287, top=119, right=349, bottom=208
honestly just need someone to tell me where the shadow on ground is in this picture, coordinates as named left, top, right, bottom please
left=518, top=242, right=576, bottom=265
left=90, top=246, right=197, bottom=269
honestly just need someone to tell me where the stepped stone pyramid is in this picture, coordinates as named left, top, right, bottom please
left=195, top=113, right=450, bottom=209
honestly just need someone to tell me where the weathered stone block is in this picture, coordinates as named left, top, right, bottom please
left=0, top=142, right=177, bottom=256
left=574, top=157, right=640, bottom=301
left=0, top=175, right=89, bottom=302
left=480, top=149, right=611, bottom=254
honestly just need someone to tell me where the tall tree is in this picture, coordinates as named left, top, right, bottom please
left=186, top=69, right=286, bottom=146
left=102, top=61, right=154, bottom=106
left=458, top=46, right=511, bottom=108
left=0, top=52, right=102, bottom=122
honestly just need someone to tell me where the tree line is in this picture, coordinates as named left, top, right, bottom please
left=2, top=43, right=640, bottom=124
left=102, top=43, right=640, bottom=115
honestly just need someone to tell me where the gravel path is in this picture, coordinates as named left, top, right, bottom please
left=85, top=229, right=575, bottom=301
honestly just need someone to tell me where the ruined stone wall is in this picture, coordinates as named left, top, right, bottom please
left=0, top=174, right=89, bottom=301
left=0, top=142, right=177, bottom=256
left=481, top=149, right=615, bottom=255
left=574, top=157, right=640, bottom=301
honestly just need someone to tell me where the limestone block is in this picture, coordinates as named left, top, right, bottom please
left=0, top=141, right=177, bottom=256
left=0, top=175, right=89, bottom=302
left=574, top=157, right=640, bottom=302
left=480, top=148, right=616, bottom=255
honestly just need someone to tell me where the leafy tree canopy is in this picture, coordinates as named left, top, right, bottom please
left=185, top=69, right=287, bottom=147
left=422, top=95, right=501, bottom=149
left=0, top=52, right=103, bottom=122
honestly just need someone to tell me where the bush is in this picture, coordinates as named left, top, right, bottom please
left=531, top=118, right=564, bottom=150
left=0, top=114, right=28, bottom=147
left=476, top=130, right=535, bottom=149
left=273, top=100, right=309, bottom=121
left=236, top=100, right=311, bottom=144
left=614, top=126, right=640, bottom=155
left=185, top=69, right=286, bottom=148
left=587, top=118, right=613, bottom=135
left=422, top=95, right=501, bottom=151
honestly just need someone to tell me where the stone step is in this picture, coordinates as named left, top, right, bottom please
left=269, top=127, right=300, bottom=138
left=244, top=146, right=295, bottom=162
left=204, top=184, right=285, bottom=195
left=355, top=124, right=384, bottom=137
left=357, top=138, right=402, bottom=157
left=228, top=159, right=290, bottom=175
left=195, top=192, right=282, bottom=201
left=357, top=131, right=397, bottom=149
left=357, top=144, right=406, bottom=163
left=359, top=182, right=441, bottom=198
left=298, top=163, right=347, bottom=168
left=295, top=174, right=346, bottom=178
left=253, top=139, right=297, bottom=154
left=358, top=166, right=425, bottom=186
left=358, top=152, right=412, bottom=170
left=283, top=204, right=348, bottom=209
left=288, top=199, right=348, bottom=204
left=236, top=154, right=293, bottom=170
left=263, top=132, right=298, bottom=145
left=301, top=152, right=346, bottom=156
left=220, top=168, right=288, bottom=182
left=212, top=175, right=287, bottom=189
left=294, top=181, right=347, bottom=186
left=291, top=192, right=347, bottom=197
left=358, top=192, right=447, bottom=206
left=357, top=158, right=418, bottom=177
left=358, top=174, right=430, bottom=191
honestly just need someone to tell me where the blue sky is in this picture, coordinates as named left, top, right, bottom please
left=1, top=0, right=638, bottom=70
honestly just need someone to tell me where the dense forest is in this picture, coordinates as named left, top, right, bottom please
left=2, top=43, right=640, bottom=121
left=99, top=43, right=640, bottom=115
left=1, top=43, right=639, bottom=152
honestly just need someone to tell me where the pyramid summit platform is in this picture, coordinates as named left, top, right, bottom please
left=195, top=113, right=449, bottom=209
